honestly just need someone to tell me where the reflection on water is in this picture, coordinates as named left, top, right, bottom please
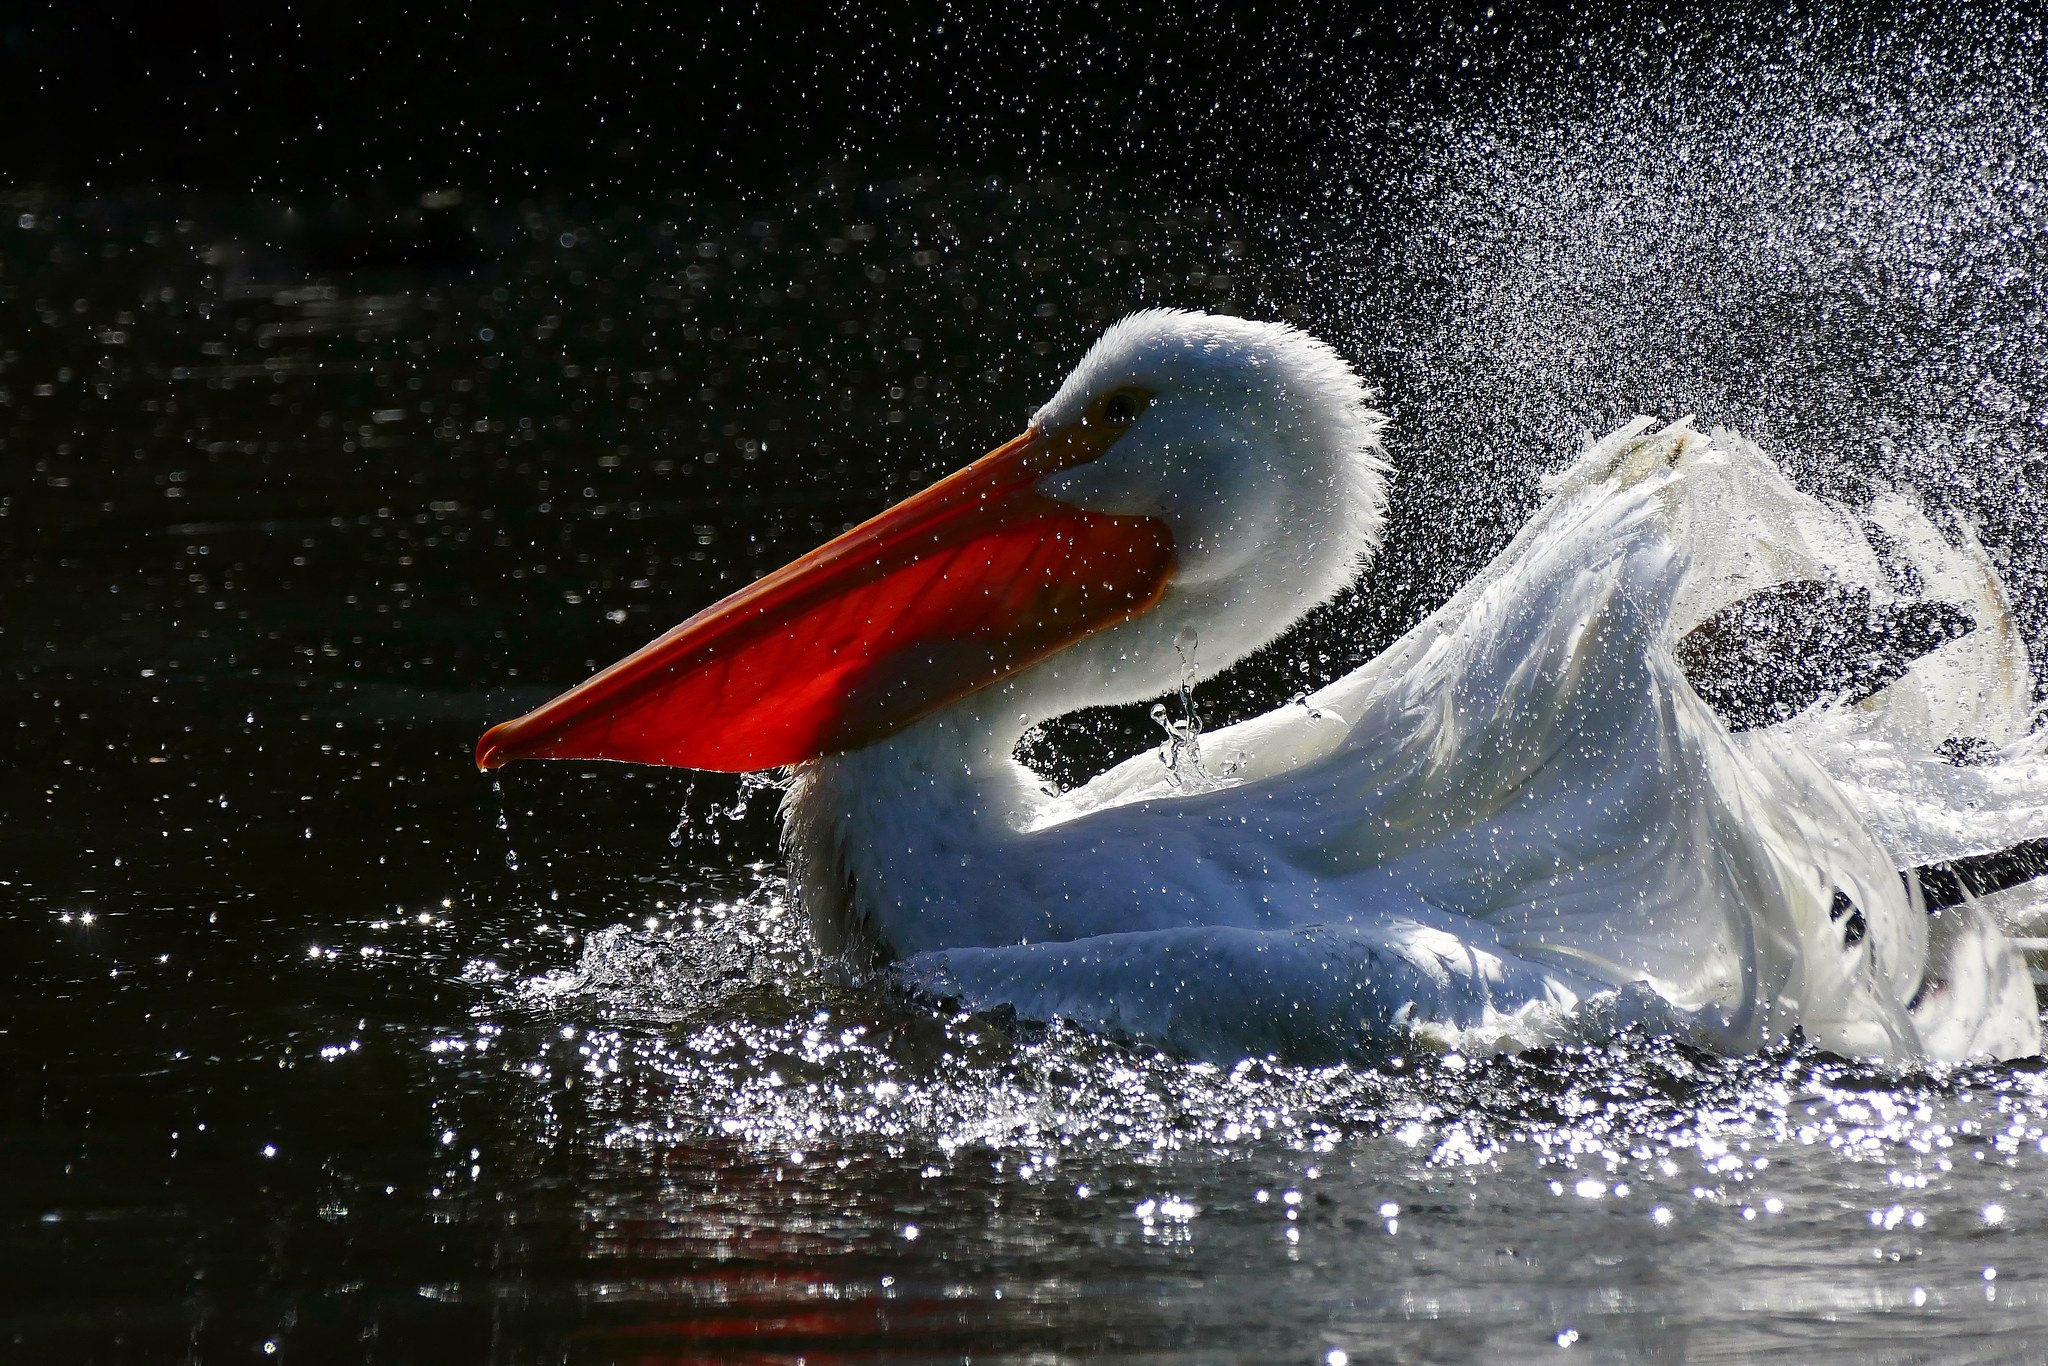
left=9, top=11, right=2048, bottom=1357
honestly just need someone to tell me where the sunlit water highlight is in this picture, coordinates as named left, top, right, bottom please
left=476, top=869, right=2048, bottom=1356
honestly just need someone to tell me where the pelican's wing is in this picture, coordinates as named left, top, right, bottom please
left=971, top=421, right=2042, bottom=1063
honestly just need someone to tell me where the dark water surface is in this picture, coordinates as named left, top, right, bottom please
left=10, top=26, right=2048, bottom=1358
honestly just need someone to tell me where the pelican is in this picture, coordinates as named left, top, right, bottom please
left=480, top=309, right=2047, bottom=1063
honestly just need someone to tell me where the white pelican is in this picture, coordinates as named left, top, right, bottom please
left=480, top=309, right=2048, bottom=1063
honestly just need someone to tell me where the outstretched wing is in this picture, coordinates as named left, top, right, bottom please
left=1013, top=419, right=2042, bottom=1062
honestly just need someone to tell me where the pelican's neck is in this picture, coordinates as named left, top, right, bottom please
left=781, top=690, right=1046, bottom=962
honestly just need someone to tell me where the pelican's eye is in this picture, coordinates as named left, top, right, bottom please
left=1100, top=389, right=1148, bottom=425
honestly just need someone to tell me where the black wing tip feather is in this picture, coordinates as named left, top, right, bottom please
left=1911, top=839, right=2048, bottom=913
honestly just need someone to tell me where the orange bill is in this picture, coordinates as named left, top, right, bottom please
left=475, top=425, right=1174, bottom=772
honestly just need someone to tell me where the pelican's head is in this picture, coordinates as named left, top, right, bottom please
left=1018, top=309, right=1387, bottom=712
left=477, top=309, right=1387, bottom=772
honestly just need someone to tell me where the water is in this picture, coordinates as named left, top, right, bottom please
left=10, top=11, right=2048, bottom=1358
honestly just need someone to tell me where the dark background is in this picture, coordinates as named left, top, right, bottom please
left=7, top=0, right=1431, bottom=198
left=6, top=0, right=1973, bottom=202
left=14, top=0, right=2038, bottom=694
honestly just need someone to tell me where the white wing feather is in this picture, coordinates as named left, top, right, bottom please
left=906, top=421, right=2043, bottom=1063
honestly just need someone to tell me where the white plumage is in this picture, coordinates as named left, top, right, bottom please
left=778, top=311, right=2044, bottom=1063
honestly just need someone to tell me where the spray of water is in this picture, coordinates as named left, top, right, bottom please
left=1149, top=624, right=1224, bottom=790
left=1275, top=9, right=2048, bottom=676
left=491, top=778, right=520, bottom=872
left=668, top=771, right=790, bottom=849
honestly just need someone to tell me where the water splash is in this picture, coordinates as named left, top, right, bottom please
left=1291, top=9, right=2048, bottom=671
left=493, top=866, right=2048, bottom=1205
left=734, top=769, right=788, bottom=814
left=668, top=771, right=789, bottom=849
left=667, top=779, right=697, bottom=848
left=1151, top=625, right=1216, bottom=789
left=492, top=778, right=521, bottom=872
